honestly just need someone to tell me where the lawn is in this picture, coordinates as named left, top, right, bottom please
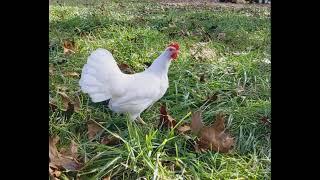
left=49, top=0, right=271, bottom=179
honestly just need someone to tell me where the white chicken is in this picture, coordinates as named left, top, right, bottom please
left=79, top=43, right=180, bottom=123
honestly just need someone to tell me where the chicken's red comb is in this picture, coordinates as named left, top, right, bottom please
left=168, top=42, right=180, bottom=50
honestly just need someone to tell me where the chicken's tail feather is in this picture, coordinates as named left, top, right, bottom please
left=79, top=48, right=122, bottom=102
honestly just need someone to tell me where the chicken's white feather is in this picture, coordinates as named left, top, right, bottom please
left=79, top=48, right=124, bottom=102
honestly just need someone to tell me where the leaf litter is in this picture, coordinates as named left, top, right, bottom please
left=158, top=107, right=234, bottom=153
left=49, top=136, right=82, bottom=178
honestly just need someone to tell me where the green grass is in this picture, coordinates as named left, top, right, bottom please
left=49, top=0, right=271, bottom=179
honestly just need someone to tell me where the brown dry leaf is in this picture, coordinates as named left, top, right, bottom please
left=101, top=136, right=121, bottom=145
left=190, top=111, right=204, bottom=134
left=158, top=105, right=177, bottom=129
left=167, top=115, right=176, bottom=127
left=49, top=96, right=58, bottom=112
left=64, top=71, right=80, bottom=78
left=103, top=176, right=111, bottom=180
left=212, top=113, right=226, bottom=133
left=63, top=39, right=76, bottom=55
left=176, top=124, right=191, bottom=134
left=49, top=136, right=81, bottom=172
left=58, top=140, right=78, bottom=158
left=196, top=113, right=234, bottom=153
left=73, top=96, right=81, bottom=112
left=69, top=140, right=78, bottom=158
left=205, top=93, right=218, bottom=103
left=59, top=147, right=68, bottom=155
left=57, top=92, right=80, bottom=113
left=64, top=102, right=75, bottom=119
left=49, top=163, right=61, bottom=179
left=87, top=121, right=103, bottom=140
left=118, top=63, right=135, bottom=74
left=58, top=92, right=71, bottom=110
left=57, top=86, right=68, bottom=93
left=49, top=136, right=60, bottom=160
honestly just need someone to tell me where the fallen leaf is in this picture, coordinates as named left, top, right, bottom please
left=57, top=92, right=80, bottom=113
left=58, top=92, right=71, bottom=110
left=118, top=63, right=135, bottom=74
left=190, top=111, right=204, bottom=134
left=158, top=105, right=177, bottom=129
left=73, top=96, right=81, bottom=112
left=60, top=140, right=79, bottom=158
left=64, top=71, right=80, bottom=78
left=205, top=93, right=218, bottom=103
left=63, top=102, right=75, bottom=119
left=49, top=95, right=80, bottom=119
left=87, top=121, right=103, bottom=140
left=49, top=136, right=81, bottom=172
left=167, top=115, right=176, bottom=127
left=59, top=147, right=68, bottom=155
left=193, top=112, right=234, bottom=153
left=176, top=124, right=191, bottom=133
left=49, top=96, right=58, bottom=112
left=212, top=113, right=226, bottom=133
left=101, top=136, right=121, bottom=145
left=70, top=140, right=78, bottom=158
left=59, top=140, right=78, bottom=158
left=63, top=39, right=76, bottom=55
left=49, top=163, right=61, bottom=179
left=57, top=86, right=68, bottom=93
left=49, top=136, right=60, bottom=160
left=103, top=176, right=111, bottom=180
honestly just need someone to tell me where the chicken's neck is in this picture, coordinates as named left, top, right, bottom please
left=146, top=52, right=171, bottom=76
